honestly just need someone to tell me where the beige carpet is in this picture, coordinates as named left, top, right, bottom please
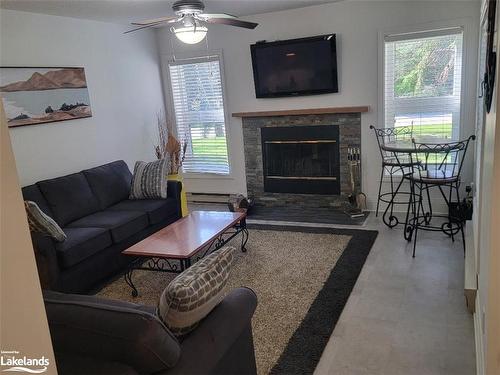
left=97, top=228, right=351, bottom=374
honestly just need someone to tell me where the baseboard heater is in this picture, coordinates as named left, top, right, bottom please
left=186, top=192, right=231, bottom=204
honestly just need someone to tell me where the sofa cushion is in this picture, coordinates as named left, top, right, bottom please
left=38, top=173, right=100, bottom=227
left=22, top=184, right=53, bottom=217
left=25, top=200, right=67, bottom=242
left=67, top=210, right=148, bottom=243
left=83, top=160, right=132, bottom=209
left=129, top=159, right=169, bottom=200
left=108, top=198, right=178, bottom=224
left=56, top=227, right=112, bottom=268
left=158, top=246, right=235, bottom=336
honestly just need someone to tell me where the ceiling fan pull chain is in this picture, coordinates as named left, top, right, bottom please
left=205, top=28, right=210, bottom=56
left=170, top=30, right=177, bottom=62
left=205, top=31, right=214, bottom=77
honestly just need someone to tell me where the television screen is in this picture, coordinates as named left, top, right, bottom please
left=250, top=34, right=338, bottom=98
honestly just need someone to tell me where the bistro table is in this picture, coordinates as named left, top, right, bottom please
left=378, top=137, right=446, bottom=233
left=379, top=135, right=475, bottom=257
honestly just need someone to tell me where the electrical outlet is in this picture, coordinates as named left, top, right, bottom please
left=470, top=182, right=476, bottom=196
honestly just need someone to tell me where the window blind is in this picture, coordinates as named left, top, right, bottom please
left=168, top=57, right=230, bottom=174
left=384, top=28, right=463, bottom=141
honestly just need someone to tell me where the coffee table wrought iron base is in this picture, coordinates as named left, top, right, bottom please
left=124, top=219, right=248, bottom=297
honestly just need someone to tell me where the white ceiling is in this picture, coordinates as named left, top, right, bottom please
left=0, top=0, right=339, bottom=25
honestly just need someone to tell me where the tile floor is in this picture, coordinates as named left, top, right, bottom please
left=191, top=204, right=476, bottom=375
left=313, top=214, right=475, bottom=375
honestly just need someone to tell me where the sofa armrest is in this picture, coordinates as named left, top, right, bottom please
left=31, top=232, right=60, bottom=290
left=167, top=180, right=182, bottom=217
left=166, top=287, right=258, bottom=375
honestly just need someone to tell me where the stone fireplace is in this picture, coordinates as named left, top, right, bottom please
left=237, top=107, right=366, bottom=209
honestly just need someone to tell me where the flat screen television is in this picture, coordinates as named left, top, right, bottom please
left=250, top=34, right=338, bottom=98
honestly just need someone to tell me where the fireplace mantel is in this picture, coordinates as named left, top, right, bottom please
left=232, top=106, right=369, bottom=118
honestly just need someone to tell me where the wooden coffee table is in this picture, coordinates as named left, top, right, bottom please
left=122, top=211, right=248, bottom=297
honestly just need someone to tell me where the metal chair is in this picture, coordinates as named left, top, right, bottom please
left=403, top=135, right=475, bottom=257
left=370, top=125, right=414, bottom=219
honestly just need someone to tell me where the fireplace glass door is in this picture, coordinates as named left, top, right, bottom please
left=261, top=125, right=340, bottom=195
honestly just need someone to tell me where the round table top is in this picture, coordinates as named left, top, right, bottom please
left=380, top=137, right=453, bottom=153
left=380, top=140, right=415, bottom=152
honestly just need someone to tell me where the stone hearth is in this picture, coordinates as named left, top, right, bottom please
left=242, top=113, right=362, bottom=209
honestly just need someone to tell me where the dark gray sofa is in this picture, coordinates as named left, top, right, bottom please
left=43, top=287, right=258, bottom=375
left=22, top=160, right=182, bottom=293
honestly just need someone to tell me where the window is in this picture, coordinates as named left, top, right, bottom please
left=384, top=28, right=463, bottom=141
left=168, top=56, right=230, bottom=174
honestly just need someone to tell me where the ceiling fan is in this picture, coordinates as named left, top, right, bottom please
left=125, top=0, right=258, bottom=44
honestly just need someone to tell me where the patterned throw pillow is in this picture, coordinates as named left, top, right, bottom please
left=157, top=246, right=235, bottom=336
left=129, top=158, right=169, bottom=200
left=24, top=200, right=67, bottom=242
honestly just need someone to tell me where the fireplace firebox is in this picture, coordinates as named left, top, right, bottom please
left=261, top=125, right=340, bottom=195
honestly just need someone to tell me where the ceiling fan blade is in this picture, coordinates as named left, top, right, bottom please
left=203, top=17, right=258, bottom=29
left=197, top=13, right=238, bottom=20
left=131, top=16, right=179, bottom=26
left=124, top=22, right=166, bottom=34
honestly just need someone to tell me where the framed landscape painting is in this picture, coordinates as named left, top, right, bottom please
left=0, top=67, right=92, bottom=128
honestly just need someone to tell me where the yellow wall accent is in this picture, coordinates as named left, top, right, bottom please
left=168, top=174, right=189, bottom=217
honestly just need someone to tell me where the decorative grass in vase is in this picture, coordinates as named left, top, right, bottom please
left=154, top=112, right=189, bottom=216
left=154, top=112, right=187, bottom=174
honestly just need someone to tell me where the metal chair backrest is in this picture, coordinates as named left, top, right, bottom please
left=409, top=135, right=475, bottom=182
left=370, top=125, right=413, bottom=161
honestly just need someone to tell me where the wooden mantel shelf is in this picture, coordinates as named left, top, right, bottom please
left=232, top=106, right=370, bottom=118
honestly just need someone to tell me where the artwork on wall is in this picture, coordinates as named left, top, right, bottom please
left=0, top=67, right=92, bottom=127
left=484, top=0, right=497, bottom=113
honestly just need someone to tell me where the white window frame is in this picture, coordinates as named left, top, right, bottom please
left=378, top=18, right=474, bottom=145
left=384, top=28, right=463, bottom=141
left=163, top=51, right=233, bottom=179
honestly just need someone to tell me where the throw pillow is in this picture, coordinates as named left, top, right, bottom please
left=129, top=158, right=169, bottom=200
left=157, top=246, right=235, bottom=336
left=24, top=200, right=67, bottom=242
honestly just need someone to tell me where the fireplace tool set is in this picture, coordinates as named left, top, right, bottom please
left=344, top=147, right=366, bottom=218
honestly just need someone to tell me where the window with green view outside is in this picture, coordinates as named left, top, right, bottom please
left=384, top=29, right=463, bottom=142
left=169, top=57, right=230, bottom=174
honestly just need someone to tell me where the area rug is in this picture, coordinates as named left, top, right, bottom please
left=96, top=225, right=378, bottom=374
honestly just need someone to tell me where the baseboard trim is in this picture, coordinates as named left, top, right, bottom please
left=186, top=192, right=230, bottom=204
left=464, top=224, right=477, bottom=313
left=474, top=294, right=485, bottom=375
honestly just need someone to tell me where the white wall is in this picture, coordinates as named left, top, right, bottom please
left=474, top=0, right=499, bottom=372
left=157, top=0, right=479, bottom=210
left=0, top=9, right=166, bottom=186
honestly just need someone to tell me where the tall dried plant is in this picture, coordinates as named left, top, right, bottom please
left=154, top=112, right=187, bottom=174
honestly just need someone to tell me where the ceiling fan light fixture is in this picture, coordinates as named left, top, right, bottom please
left=173, top=23, right=208, bottom=44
